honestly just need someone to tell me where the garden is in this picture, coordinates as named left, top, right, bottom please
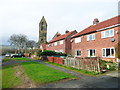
left=2, top=61, right=76, bottom=88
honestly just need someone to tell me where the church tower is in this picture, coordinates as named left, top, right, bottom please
left=38, top=16, right=47, bottom=45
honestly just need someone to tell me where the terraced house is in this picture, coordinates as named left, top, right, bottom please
left=46, top=30, right=77, bottom=54
left=71, top=15, right=120, bottom=62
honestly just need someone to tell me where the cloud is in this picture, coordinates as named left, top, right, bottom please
left=0, top=0, right=118, bottom=45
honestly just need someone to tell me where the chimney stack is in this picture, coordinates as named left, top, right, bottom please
left=65, top=30, right=69, bottom=33
left=93, top=18, right=99, bottom=25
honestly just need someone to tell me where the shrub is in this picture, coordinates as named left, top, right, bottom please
left=37, top=50, right=67, bottom=57
left=100, top=60, right=117, bottom=71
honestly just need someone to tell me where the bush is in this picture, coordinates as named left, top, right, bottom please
left=37, top=50, right=67, bottom=57
left=100, top=60, right=117, bottom=71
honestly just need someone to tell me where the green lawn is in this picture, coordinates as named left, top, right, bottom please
left=2, top=61, right=76, bottom=88
left=21, top=62, right=76, bottom=84
left=2, top=57, right=31, bottom=62
left=45, top=61, right=101, bottom=76
left=2, top=65, right=21, bottom=88
left=0, top=67, right=2, bottom=89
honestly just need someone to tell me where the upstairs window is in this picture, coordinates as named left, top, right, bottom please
left=59, top=50, right=63, bottom=53
left=87, top=34, right=95, bottom=41
left=87, top=49, right=96, bottom=57
left=75, top=37, right=81, bottom=43
left=101, top=29, right=114, bottom=38
left=59, top=40, right=64, bottom=45
left=54, top=42, right=57, bottom=46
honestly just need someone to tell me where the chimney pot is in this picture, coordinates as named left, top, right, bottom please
left=93, top=18, right=99, bottom=25
left=65, top=30, right=69, bottom=33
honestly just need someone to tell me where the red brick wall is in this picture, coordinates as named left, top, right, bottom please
left=47, top=57, right=64, bottom=64
left=46, top=40, right=65, bottom=53
left=65, top=31, right=77, bottom=54
left=46, top=31, right=77, bottom=54
left=71, top=27, right=119, bottom=62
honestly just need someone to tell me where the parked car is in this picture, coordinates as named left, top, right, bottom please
left=5, top=53, right=11, bottom=57
left=11, top=53, right=25, bottom=58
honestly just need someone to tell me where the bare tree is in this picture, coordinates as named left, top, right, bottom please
left=8, top=34, right=28, bottom=53
left=26, top=40, right=37, bottom=49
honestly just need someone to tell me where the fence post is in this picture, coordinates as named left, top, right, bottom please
left=97, top=58, right=101, bottom=72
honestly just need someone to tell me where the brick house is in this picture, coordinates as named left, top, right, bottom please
left=71, top=15, right=120, bottom=62
left=40, top=43, right=46, bottom=51
left=46, top=30, right=77, bottom=54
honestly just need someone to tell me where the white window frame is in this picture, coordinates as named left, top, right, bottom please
left=76, top=50, right=81, bottom=56
left=87, top=49, right=96, bottom=57
left=55, top=50, right=57, bottom=52
left=101, top=29, right=114, bottom=38
left=87, top=34, right=95, bottom=41
left=102, top=47, right=115, bottom=58
left=75, top=37, right=81, bottom=43
left=59, top=40, right=64, bottom=45
left=54, top=42, right=57, bottom=46
left=59, top=50, right=63, bottom=53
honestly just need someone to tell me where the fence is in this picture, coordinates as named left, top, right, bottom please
left=64, top=57, right=101, bottom=72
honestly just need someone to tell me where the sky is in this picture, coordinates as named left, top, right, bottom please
left=0, top=0, right=119, bottom=45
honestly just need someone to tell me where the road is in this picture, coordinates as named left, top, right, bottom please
left=41, top=71, right=119, bottom=88
left=33, top=60, right=119, bottom=88
left=0, top=56, right=5, bottom=65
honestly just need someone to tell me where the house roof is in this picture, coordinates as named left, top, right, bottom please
left=52, top=32, right=61, bottom=39
left=48, top=30, right=76, bottom=43
left=72, top=15, right=120, bottom=38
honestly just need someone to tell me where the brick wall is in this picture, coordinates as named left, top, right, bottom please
left=71, top=27, right=119, bottom=62
left=47, top=56, right=64, bottom=64
left=46, top=40, right=65, bottom=53
left=46, top=31, right=77, bottom=54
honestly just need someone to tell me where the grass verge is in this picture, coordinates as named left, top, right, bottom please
left=45, top=61, right=101, bottom=76
left=21, top=62, right=76, bottom=84
left=2, top=57, right=31, bottom=62
left=2, top=65, right=21, bottom=88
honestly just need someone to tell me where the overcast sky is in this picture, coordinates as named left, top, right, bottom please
left=0, top=0, right=119, bottom=45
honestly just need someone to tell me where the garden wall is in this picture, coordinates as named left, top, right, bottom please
left=47, top=56, right=64, bottom=64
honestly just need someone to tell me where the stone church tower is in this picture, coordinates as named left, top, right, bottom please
left=38, top=16, right=47, bottom=46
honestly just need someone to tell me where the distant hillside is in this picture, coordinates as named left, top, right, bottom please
left=0, top=45, right=15, bottom=49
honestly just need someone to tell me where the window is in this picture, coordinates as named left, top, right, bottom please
left=76, top=50, right=81, bottom=56
left=101, top=29, right=114, bottom=38
left=75, top=37, right=81, bottom=43
left=60, top=40, right=63, bottom=45
left=54, top=42, right=57, bottom=46
left=59, top=50, right=63, bottom=53
left=55, top=50, right=58, bottom=52
left=102, top=48, right=115, bottom=58
left=87, top=34, right=95, bottom=41
left=47, top=44, right=49, bottom=47
left=87, top=49, right=96, bottom=57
